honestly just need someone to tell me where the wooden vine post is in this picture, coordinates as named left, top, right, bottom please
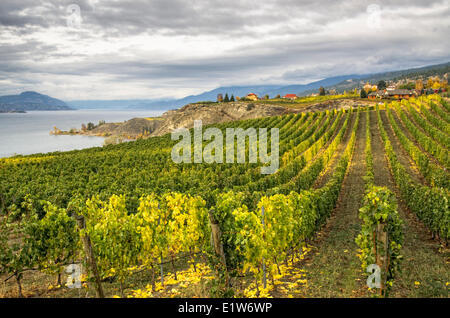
left=160, top=253, right=164, bottom=286
left=261, top=206, right=267, bottom=289
left=156, top=208, right=164, bottom=287
left=74, top=214, right=105, bottom=298
left=376, top=223, right=389, bottom=297
left=208, top=209, right=229, bottom=287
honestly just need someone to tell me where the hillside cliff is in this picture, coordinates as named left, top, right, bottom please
left=151, top=102, right=300, bottom=136
left=68, top=99, right=367, bottom=139
left=78, top=102, right=300, bottom=139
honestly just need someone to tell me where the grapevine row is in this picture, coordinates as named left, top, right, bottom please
left=377, top=105, right=449, bottom=241
left=355, top=110, right=403, bottom=297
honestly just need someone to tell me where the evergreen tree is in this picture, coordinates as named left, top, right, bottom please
left=230, top=95, right=235, bottom=102
left=224, top=93, right=230, bottom=102
left=319, top=86, right=326, bottom=96
left=360, top=89, right=368, bottom=98
left=377, top=80, right=387, bottom=90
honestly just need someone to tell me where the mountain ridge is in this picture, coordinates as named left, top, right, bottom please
left=0, top=91, right=72, bottom=112
left=5, top=61, right=449, bottom=112
left=300, top=61, right=450, bottom=96
left=68, top=61, right=449, bottom=109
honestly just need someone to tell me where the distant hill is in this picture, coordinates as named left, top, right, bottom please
left=66, top=77, right=369, bottom=110
left=303, top=61, right=450, bottom=95
left=0, top=91, right=72, bottom=112
left=160, top=62, right=449, bottom=106
left=264, top=75, right=368, bottom=97
left=126, top=62, right=450, bottom=109
left=7, top=61, right=448, bottom=112
left=161, top=76, right=365, bottom=108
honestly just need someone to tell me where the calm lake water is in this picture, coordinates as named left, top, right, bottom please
left=0, top=110, right=164, bottom=158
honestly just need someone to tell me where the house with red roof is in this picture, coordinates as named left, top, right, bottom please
left=246, top=93, right=259, bottom=101
left=283, top=94, right=297, bottom=100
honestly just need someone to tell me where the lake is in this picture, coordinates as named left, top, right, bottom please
left=0, top=110, right=165, bottom=158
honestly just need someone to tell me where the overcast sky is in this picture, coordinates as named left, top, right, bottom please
left=0, top=0, right=449, bottom=100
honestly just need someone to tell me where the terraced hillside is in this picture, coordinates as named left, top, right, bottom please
left=0, top=95, right=448, bottom=298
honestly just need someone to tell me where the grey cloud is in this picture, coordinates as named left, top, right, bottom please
left=0, top=0, right=449, bottom=99
left=2, top=0, right=449, bottom=39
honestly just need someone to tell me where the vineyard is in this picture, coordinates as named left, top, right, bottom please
left=0, top=95, right=448, bottom=298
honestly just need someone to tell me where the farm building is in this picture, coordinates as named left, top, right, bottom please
left=367, top=89, right=415, bottom=100
left=368, top=92, right=378, bottom=100
left=246, top=93, right=259, bottom=101
left=385, top=89, right=414, bottom=99
left=283, top=94, right=298, bottom=100
left=368, top=90, right=387, bottom=100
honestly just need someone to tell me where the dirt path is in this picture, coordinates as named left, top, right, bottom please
left=370, top=111, right=449, bottom=298
left=298, top=111, right=367, bottom=297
